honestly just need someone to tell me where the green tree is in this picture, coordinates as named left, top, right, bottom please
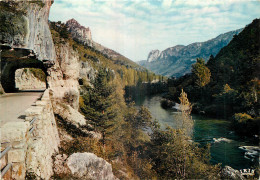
left=214, top=84, right=238, bottom=118
left=80, top=69, right=116, bottom=145
left=124, top=104, right=152, bottom=148
left=192, top=58, right=211, bottom=87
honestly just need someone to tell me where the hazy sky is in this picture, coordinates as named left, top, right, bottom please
left=49, top=0, right=260, bottom=61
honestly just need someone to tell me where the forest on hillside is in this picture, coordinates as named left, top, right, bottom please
left=163, top=19, right=260, bottom=137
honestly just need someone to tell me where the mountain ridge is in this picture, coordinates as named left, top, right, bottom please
left=138, top=28, right=243, bottom=77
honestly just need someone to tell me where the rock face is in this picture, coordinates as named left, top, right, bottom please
left=48, top=41, right=80, bottom=109
left=79, top=61, right=96, bottom=82
left=64, top=19, right=139, bottom=69
left=139, top=29, right=243, bottom=77
left=0, top=84, right=5, bottom=94
left=220, top=166, right=245, bottom=180
left=66, top=18, right=92, bottom=46
left=15, top=68, right=46, bottom=90
left=0, top=0, right=56, bottom=61
left=67, top=152, right=118, bottom=180
left=147, top=49, right=160, bottom=62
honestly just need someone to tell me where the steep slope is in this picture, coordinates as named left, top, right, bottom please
left=207, top=18, right=260, bottom=95
left=139, top=28, right=243, bottom=77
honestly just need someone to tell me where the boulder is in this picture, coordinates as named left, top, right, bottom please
left=66, top=152, right=118, bottom=180
left=220, top=166, right=245, bottom=180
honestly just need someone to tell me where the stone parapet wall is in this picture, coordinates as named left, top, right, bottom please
left=1, top=122, right=30, bottom=179
left=25, top=89, right=60, bottom=179
left=0, top=89, right=60, bottom=179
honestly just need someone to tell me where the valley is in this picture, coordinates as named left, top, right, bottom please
left=0, top=1, right=259, bottom=179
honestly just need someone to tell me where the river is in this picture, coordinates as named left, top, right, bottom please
left=134, top=94, right=259, bottom=170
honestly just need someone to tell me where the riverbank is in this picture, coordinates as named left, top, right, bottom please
left=133, top=94, right=259, bottom=170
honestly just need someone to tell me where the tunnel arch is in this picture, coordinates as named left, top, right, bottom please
left=1, top=58, right=48, bottom=93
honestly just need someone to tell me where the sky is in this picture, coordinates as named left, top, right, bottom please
left=49, top=0, right=260, bottom=61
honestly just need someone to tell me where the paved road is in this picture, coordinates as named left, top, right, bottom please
left=0, top=91, right=44, bottom=126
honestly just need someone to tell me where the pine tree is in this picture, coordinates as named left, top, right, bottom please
left=80, top=69, right=116, bottom=145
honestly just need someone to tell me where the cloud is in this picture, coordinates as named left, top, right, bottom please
left=49, top=0, right=260, bottom=61
left=162, top=0, right=173, bottom=8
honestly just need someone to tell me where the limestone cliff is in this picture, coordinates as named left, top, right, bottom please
left=0, top=0, right=56, bottom=61
left=1, top=1, right=82, bottom=110
left=147, top=49, right=160, bottom=62
left=66, top=18, right=93, bottom=46
left=48, top=41, right=80, bottom=109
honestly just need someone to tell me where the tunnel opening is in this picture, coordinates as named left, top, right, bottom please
left=1, top=57, right=48, bottom=93
left=15, top=68, right=47, bottom=91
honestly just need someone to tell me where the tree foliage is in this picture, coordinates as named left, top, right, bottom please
left=192, top=58, right=211, bottom=87
left=178, top=89, right=193, bottom=136
left=149, top=123, right=219, bottom=179
left=80, top=69, right=117, bottom=144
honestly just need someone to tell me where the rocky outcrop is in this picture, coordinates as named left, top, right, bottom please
left=79, top=61, right=96, bottom=83
left=15, top=68, right=46, bottom=90
left=139, top=29, right=243, bottom=77
left=52, top=99, right=101, bottom=138
left=67, top=152, right=118, bottom=180
left=66, top=18, right=92, bottom=46
left=147, top=49, right=160, bottom=62
left=52, top=100, right=87, bottom=127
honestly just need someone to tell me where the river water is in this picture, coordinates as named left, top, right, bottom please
left=134, top=94, right=259, bottom=170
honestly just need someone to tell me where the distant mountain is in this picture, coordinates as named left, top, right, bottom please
left=138, top=28, right=243, bottom=77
